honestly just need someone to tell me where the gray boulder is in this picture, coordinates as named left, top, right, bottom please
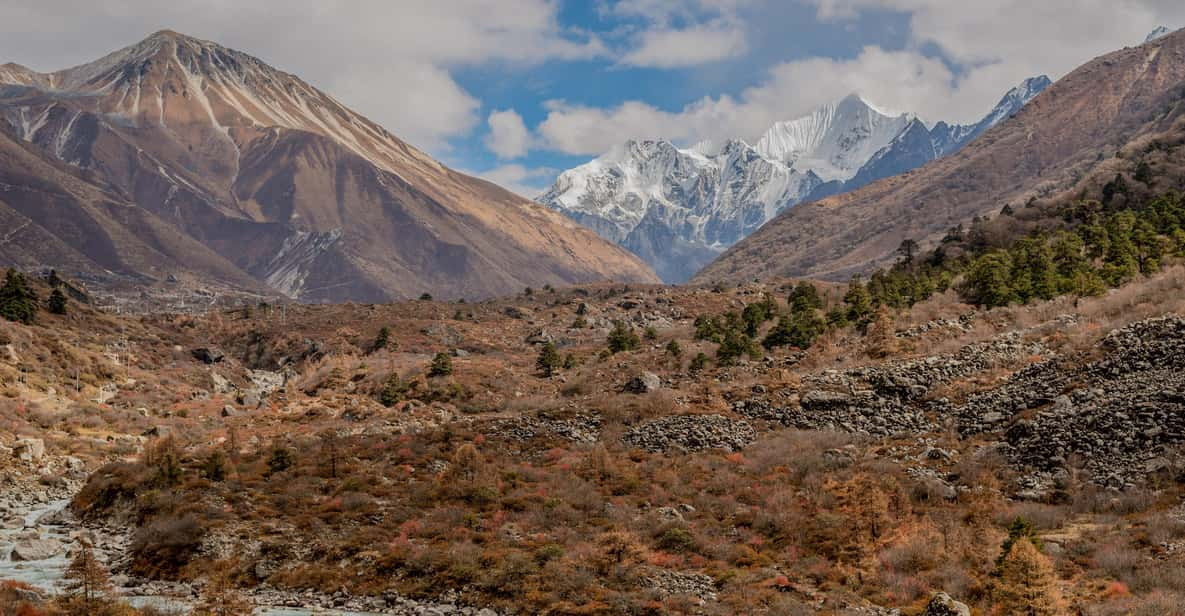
left=11, top=538, right=63, bottom=561
left=923, top=592, right=970, bottom=616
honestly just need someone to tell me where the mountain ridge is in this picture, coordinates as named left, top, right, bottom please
left=539, top=78, right=1048, bottom=283
left=693, top=27, right=1185, bottom=285
left=0, top=30, right=658, bottom=301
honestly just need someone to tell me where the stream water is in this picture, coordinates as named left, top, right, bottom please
left=0, top=499, right=386, bottom=615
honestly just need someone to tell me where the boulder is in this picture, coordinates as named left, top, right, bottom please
left=191, top=347, right=225, bottom=364
left=13, top=438, right=44, bottom=463
left=622, top=372, right=662, bottom=394
left=11, top=538, right=63, bottom=561
left=923, top=592, right=970, bottom=616
left=211, top=371, right=235, bottom=394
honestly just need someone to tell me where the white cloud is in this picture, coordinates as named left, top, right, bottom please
left=0, top=0, right=606, bottom=152
left=534, top=0, right=1185, bottom=156
left=537, top=46, right=956, bottom=155
left=608, top=0, right=751, bottom=68
left=619, top=19, right=748, bottom=68
left=471, top=164, right=558, bottom=199
left=485, top=109, right=532, bottom=159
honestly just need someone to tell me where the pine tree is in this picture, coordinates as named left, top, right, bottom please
left=428, top=352, right=453, bottom=377
left=994, top=538, right=1063, bottom=615
left=267, top=446, right=294, bottom=475
left=788, top=281, right=822, bottom=313
left=843, top=276, right=873, bottom=323
left=48, top=287, right=68, bottom=315
left=194, top=566, right=252, bottom=616
left=897, top=238, right=920, bottom=263
left=372, top=326, right=391, bottom=353
left=607, top=320, right=640, bottom=354
left=536, top=342, right=562, bottom=377
left=380, top=374, right=408, bottom=407
left=61, top=539, right=113, bottom=614
left=961, top=251, right=1015, bottom=307
left=0, top=269, right=38, bottom=324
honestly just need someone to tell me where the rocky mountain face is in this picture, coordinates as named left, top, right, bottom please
left=694, top=27, right=1185, bottom=285
left=539, top=81, right=1048, bottom=283
left=0, top=31, right=657, bottom=301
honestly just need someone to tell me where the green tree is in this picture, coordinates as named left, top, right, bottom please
left=1011, top=236, right=1057, bottom=302
left=267, top=446, right=294, bottom=474
left=607, top=320, right=640, bottom=354
left=716, top=329, right=760, bottom=365
left=665, top=339, right=682, bottom=358
left=429, top=352, right=453, bottom=377
left=843, top=276, right=873, bottom=322
left=995, top=517, right=1042, bottom=573
left=762, top=309, right=825, bottom=350
left=380, top=374, right=409, bottom=407
left=48, top=287, right=68, bottom=315
left=536, top=342, right=562, bottom=377
left=371, top=326, right=391, bottom=353
left=201, top=451, right=227, bottom=482
left=0, top=269, right=38, bottom=324
left=1134, top=160, right=1153, bottom=184
left=788, top=281, right=822, bottom=313
left=419, top=292, right=434, bottom=301
left=961, top=251, right=1015, bottom=308
left=689, top=352, right=709, bottom=373
left=897, top=238, right=920, bottom=263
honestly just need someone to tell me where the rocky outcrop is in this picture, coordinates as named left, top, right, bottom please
left=622, top=415, right=755, bottom=453
left=641, top=569, right=718, bottom=601
left=923, top=592, right=970, bottom=616
left=735, top=333, right=1042, bottom=436
left=10, top=538, right=63, bottom=561
left=486, top=413, right=602, bottom=444
left=955, top=316, right=1185, bottom=487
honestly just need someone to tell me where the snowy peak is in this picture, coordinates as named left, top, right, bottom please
left=1146, top=26, right=1172, bottom=43
left=755, top=93, right=914, bottom=182
left=540, top=77, right=1050, bottom=284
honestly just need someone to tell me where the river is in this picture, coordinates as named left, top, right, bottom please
left=0, top=498, right=389, bottom=615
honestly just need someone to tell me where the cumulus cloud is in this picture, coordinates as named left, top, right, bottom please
left=0, top=0, right=605, bottom=151
left=609, top=0, right=751, bottom=68
left=618, top=19, right=748, bottom=68
left=534, top=0, right=1185, bottom=156
left=485, top=109, right=532, bottom=159
left=537, top=46, right=956, bottom=155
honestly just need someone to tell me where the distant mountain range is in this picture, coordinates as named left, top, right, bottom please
left=538, top=77, right=1050, bottom=282
left=694, top=27, right=1185, bottom=286
left=0, top=31, right=657, bottom=302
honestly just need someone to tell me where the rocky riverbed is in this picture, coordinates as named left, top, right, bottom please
left=0, top=473, right=498, bottom=615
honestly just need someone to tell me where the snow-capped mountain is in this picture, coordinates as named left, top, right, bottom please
left=537, top=139, right=821, bottom=282
left=807, top=75, right=1053, bottom=202
left=1146, top=26, right=1172, bottom=43
left=754, top=94, right=914, bottom=182
left=539, top=77, right=1050, bottom=283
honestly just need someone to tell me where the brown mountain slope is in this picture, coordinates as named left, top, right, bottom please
left=0, top=117, right=269, bottom=293
left=694, top=28, right=1185, bottom=284
left=0, top=31, right=657, bottom=301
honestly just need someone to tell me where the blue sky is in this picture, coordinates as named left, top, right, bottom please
left=442, top=2, right=916, bottom=192
left=2, top=0, right=1183, bottom=196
